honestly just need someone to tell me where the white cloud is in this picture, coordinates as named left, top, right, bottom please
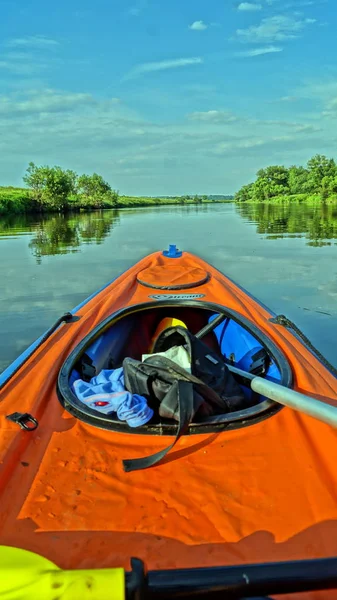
left=236, top=45, right=283, bottom=56
left=293, top=123, right=321, bottom=132
left=212, top=132, right=316, bottom=155
left=0, top=89, right=97, bottom=116
left=279, top=95, right=299, bottom=102
left=184, top=83, right=217, bottom=95
left=127, top=57, right=203, bottom=79
left=282, top=0, right=317, bottom=7
left=0, top=59, right=44, bottom=76
left=236, top=15, right=317, bottom=43
left=214, top=138, right=265, bottom=154
left=188, top=110, right=238, bottom=123
left=291, top=76, right=337, bottom=117
left=0, top=52, right=86, bottom=78
left=0, top=41, right=66, bottom=77
left=322, top=97, right=337, bottom=117
left=189, top=20, right=208, bottom=31
left=327, top=98, right=337, bottom=109
left=6, top=35, right=59, bottom=49
left=237, top=2, right=262, bottom=11
left=0, top=37, right=61, bottom=75
left=297, top=77, right=337, bottom=108
left=128, top=7, right=141, bottom=16
left=2, top=52, right=34, bottom=61
left=127, top=1, right=149, bottom=17
left=0, top=84, right=334, bottom=195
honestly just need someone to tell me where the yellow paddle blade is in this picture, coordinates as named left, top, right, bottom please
left=0, top=545, right=57, bottom=569
left=0, top=546, right=125, bottom=600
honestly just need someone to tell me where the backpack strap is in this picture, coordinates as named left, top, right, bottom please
left=123, top=379, right=194, bottom=472
left=143, top=355, right=231, bottom=413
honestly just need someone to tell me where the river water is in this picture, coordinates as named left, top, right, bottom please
left=1, top=202, right=336, bottom=373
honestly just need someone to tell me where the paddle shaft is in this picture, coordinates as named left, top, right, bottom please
left=228, top=364, right=337, bottom=428
left=145, top=556, right=337, bottom=599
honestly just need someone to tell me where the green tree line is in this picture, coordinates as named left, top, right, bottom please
left=0, top=162, right=230, bottom=215
left=235, top=154, right=337, bottom=204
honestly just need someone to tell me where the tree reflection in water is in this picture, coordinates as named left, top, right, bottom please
left=236, top=202, right=337, bottom=247
left=24, top=210, right=120, bottom=263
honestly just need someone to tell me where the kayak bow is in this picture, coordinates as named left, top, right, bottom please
left=0, top=245, right=337, bottom=600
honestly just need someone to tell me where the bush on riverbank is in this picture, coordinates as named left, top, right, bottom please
left=235, top=154, right=337, bottom=204
left=0, top=187, right=33, bottom=214
left=0, top=186, right=118, bottom=215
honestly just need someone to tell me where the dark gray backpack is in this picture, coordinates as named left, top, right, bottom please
left=122, top=326, right=246, bottom=472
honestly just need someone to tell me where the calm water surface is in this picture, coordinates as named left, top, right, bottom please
left=1, top=203, right=337, bottom=373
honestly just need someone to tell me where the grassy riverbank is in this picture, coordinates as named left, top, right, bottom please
left=0, top=187, right=32, bottom=214
left=237, top=193, right=337, bottom=204
left=0, top=187, right=231, bottom=215
left=116, top=195, right=233, bottom=207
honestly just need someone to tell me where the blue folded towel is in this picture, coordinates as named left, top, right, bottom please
left=73, top=368, right=153, bottom=428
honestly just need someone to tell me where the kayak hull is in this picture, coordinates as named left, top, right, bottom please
left=1, top=249, right=337, bottom=600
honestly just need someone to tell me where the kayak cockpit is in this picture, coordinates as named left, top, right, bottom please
left=58, top=301, right=292, bottom=435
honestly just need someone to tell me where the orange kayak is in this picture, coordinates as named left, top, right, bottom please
left=1, top=245, right=337, bottom=599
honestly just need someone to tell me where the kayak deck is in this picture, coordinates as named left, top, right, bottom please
left=1, top=249, right=337, bottom=600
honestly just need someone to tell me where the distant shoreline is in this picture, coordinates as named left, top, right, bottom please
left=0, top=187, right=233, bottom=215
left=4, top=185, right=337, bottom=216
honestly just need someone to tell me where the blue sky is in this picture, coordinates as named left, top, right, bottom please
left=0, top=0, right=336, bottom=195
